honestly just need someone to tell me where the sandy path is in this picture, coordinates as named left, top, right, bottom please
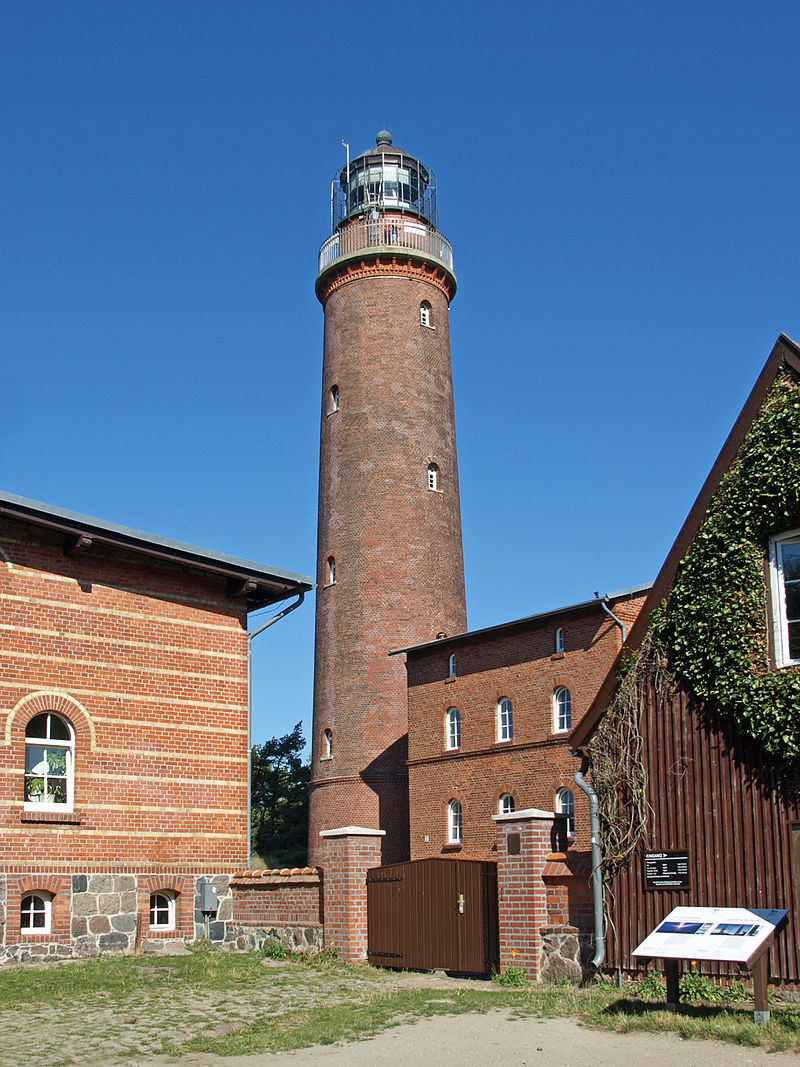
left=136, top=1009, right=800, bottom=1067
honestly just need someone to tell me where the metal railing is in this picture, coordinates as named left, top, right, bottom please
left=318, top=217, right=453, bottom=275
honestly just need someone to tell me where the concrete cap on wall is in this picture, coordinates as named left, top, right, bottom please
left=491, top=808, right=557, bottom=822
left=319, top=826, right=387, bottom=838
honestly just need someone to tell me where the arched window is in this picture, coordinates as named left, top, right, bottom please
left=149, top=890, right=176, bottom=931
left=326, top=556, right=336, bottom=585
left=445, top=707, right=461, bottom=750
left=448, top=799, right=462, bottom=843
left=20, top=891, right=53, bottom=934
left=497, top=697, right=513, bottom=742
left=499, top=793, right=515, bottom=815
left=553, top=688, right=571, bottom=733
left=323, top=728, right=333, bottom=759
left=448, top=653, right=457, bottom=678
left=328, top=385, right=340, bottom=413
left=24, top=712, right=74, bottom=811
left=555, top=627, right=565, bottom=654
left=427, top=463, right=440, bottom=491
left=420, top=301, right=432, bottom=328
left=556, top=788, right=575, bottom=835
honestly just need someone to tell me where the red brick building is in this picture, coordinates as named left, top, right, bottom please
left=393, top=587, right=648, bottom=862
left=0, top=490, right=311, bottom=961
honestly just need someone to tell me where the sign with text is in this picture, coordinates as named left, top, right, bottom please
left=633, top=906, right=787, bottom=965
left=644, top=851, right=690, bottom=890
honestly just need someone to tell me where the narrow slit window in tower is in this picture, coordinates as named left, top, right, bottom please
left=328, top=385, right=339, bottom=414
left=326, top=556, right=336, bottom=585
left=323, top=728, right=333, bottom=759
left=427, top=463, right=440, bottom=492
left=420, top=301, right=432, bottom=328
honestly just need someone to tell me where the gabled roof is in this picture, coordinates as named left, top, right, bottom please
left=569, top=333, right=800, bottom=750
left=389, top=584, right=652, bottom=657
left=0, top=489, right=313, bottom=612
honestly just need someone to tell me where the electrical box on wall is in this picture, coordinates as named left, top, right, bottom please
left=200, top=883, right=218, bottom=914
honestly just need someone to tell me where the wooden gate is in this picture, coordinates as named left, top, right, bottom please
left=367, top=857, right=498, bottom=974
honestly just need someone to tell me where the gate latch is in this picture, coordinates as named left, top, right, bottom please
left=457, top=893, right=465, bottom=914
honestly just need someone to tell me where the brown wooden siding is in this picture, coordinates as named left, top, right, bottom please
left=609, top=685, right=800, bottom=983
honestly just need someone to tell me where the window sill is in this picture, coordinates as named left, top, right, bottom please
left=444, top=676, right=456, bottom=684
left=319, top=756, right=333, bottom=762
left=443, top=747, right=460, bottom=755
left=21, top=810, right=82, bottom=825
left=551, top=652, right=565, bottom=661
left=421, top=324, right=436, bottom=331
left=442, top=843, right=462, bottom=852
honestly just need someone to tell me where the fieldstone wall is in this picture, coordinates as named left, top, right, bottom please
left=225, top=923, right=323, bottom=953
left=194, top=875, right=231, bottom=944
left=540, top=925, right=592, bottom=983
left=71, top=874, right=138, bottom=956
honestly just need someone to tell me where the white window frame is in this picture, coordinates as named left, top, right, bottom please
left=445, top=707, right=461, bottom=750
left=24, top=712, right=74, bottom=812
left=420, top=301, right=432, bottom=328
left=499, top=793, right=515, bottom=815
left=20, top=891, right=53, bottom=934
left=448, top=653, right=457, bottom=678
left=555, top=627, right=565, bottom=654
left=427, top=463, right=440, bottom=492
left=769, top=529, right=800, bottom=667
left=553, top=687, right=571, bottom=733
left=448, top=799, right=462, bottom=843
left=497, top=697, right=513, bottom=742
left=322, top=728, right=333, bottom=759
left=149, top=890, right=176, bottom=931
left=556, top=788, right=575, bottom=835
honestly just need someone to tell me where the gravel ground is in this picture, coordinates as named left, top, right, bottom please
left=135, top=1010, right=800, bottom=1067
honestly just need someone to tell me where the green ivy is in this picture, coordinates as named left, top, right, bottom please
left=653, top=368, right=800, bottom=767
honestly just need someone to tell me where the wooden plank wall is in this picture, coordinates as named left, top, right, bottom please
left=609, top=685, right=800, bottom=983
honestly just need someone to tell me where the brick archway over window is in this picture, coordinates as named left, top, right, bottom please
left=6, top=690, right=96, bottom=749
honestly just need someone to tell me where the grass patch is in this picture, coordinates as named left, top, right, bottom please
left=2, top=951, right=800, bottom=1061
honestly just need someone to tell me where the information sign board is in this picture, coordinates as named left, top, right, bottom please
left=643, top=851, right=690, bottom=890
left=633, top=905, right=787, bottom=965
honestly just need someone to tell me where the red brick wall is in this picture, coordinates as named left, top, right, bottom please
left=406, top=596, right=647, bottom=860
left=0, top=514, right=249, bottom=874
left=320, top=830, right=383, bottom=961
left=231, top=873, right=322, bottom=925
left=309, top=236, right=467, bottom=866
left=495, top=813, right=552, bottom=980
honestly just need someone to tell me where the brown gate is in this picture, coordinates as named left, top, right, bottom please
left=367, top=858, right=498, bottom=974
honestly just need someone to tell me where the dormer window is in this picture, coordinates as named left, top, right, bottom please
left=420, top=301, right=432, bottom=328
left=427, top=463, right=440, bottom=492
left=770, top=530, right=800, bottom=667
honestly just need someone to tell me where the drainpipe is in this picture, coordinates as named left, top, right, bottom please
left=600, top=597, right=626, bottom=644
left=247, top=591, right=305, bottom=868
left=572, top=752, right=605, bottom=976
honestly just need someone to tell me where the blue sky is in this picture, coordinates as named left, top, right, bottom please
left=4, top=2, right=800, bottom=746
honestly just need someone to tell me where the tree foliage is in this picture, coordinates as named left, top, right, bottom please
left=251, top=722, right=310, bottom=869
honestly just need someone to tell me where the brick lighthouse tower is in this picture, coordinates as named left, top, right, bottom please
left=308, top=131, right=467, bottom=866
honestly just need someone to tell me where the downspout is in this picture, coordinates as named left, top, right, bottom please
left=247, top=591, right=305, bottom=867
left=572, top=753, right=604, bottom=975
left=600, top=597, right=626, bottom=644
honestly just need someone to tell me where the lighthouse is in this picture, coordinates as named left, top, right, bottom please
left=308, top=131, right=467, bottom=866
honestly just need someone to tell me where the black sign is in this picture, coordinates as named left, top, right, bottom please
left=644, top=851, right=690, bottom=890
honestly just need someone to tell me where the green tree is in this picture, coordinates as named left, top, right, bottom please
left=251, top=722, right=310, bottom=868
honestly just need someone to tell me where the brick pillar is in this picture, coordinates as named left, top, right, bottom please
left=320, top=826, right=385, bottom=962
left=492, top=808, right=565, bottom=981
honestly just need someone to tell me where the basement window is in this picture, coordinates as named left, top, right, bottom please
left=149, top=891, right=176, bottom=931
left=20, top=891, right=52, bottom=934
left=770, top=530, right=800, bottom=667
